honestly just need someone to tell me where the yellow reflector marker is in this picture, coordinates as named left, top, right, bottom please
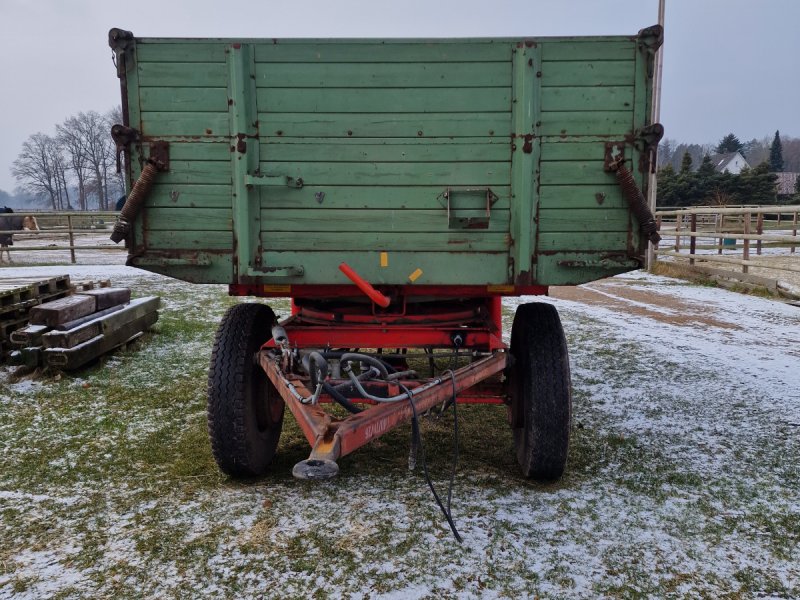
left=408, top=268, right=423, bottom=283
left=487, top=285, right=514, bottom=293
left=380, top=252, right=389, bottom=267
left=263, top=285, right=291, bottom=293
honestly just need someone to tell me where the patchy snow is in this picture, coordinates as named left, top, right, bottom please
left=1, top=267, right=799, bottom=598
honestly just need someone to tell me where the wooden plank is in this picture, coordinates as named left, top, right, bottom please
left=253, top=42, right=511, bottom=63
left=254, top=62, right=511, bottom=88
left=76, top=288, right=131, bottom=311
left=540, top=60, right=635, bottom=87
left=261, top=139, right=509, bottom=163
left=540, top=40, right=635, bottom=62
left=258, top=185, right=511, bottom=210
left=148, top=184, right=232, bottom=208
left=143, top=230, right=232, bottom=250
left=540, top=161, right=618, bottom=186
left=260, top=208, right=510, bottom=233
left=256, top=87, right=511, bottom=113
left=139, top=87, right=229, bottom=112
left=541, top=141, right=616, bottom=162
left=541, top=86, right=634, bottom=112
left=538, top=231, right=629, bottom=252
left=258, top=112, right=509, bottom=138
left=539, top=185, right=625, bottom=210
left=538, top=208, right=630, bottom=233
left=29, top=295, right=96, bottom=327
left=43, top=297, right=160, bottom=349
left=161, top=143, right=231, bottom=162
left=537, top=252, right=636, bottom=286
left=143, top=207, right=232, bottom=232
left=139, top=112, right=230, bottom=137
left=137, top=62, right=227, bottom=87
left=262, top=231, right=510, bottom=252
left=136, top=42, right=227, bottom=63
left=148, top=161, right=232, bottom=186
left=253, top=161, right=510, bottom=186
left=538, top=111, right=632, bottom=137
left=44, top=311, right=159, bottom=370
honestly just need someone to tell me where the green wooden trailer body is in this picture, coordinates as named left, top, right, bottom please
left=110, top=27, right=663, bottom=290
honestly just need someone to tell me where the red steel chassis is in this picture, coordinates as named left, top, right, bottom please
left=230, top=279, right=547, bottom=468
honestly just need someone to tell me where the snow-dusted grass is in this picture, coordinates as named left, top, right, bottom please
left=1, top=266, right=799, bottom=598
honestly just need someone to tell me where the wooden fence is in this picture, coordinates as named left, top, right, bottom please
left=0, top=211, right=124, bottom=264
left=654, top=205, right=800, bottom=296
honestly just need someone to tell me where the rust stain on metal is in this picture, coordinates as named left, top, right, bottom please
left=205, top=128, right=213, bottom=135
left=232, top=43, right=241, bottom=49
left=236, top=133, right=247, bottom=153
left=595, top=192, right=606, bottom=205
left=522, top=134, right=533, bottom=154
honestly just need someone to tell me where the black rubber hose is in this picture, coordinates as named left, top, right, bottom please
left=341, top=353, right=391, bottom=379
left=322, top=381, right=363, bottom=414
left=320, top=351, right=396, bottom=374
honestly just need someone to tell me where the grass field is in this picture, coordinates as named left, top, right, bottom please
left=1, top=265, right=799, bottom=599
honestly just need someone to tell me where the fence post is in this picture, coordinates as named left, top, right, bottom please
left=792, top=210, right=798, bottom=255
left=689, top=213, right=697, bottom=266
left=675, top=213, right=682, bottom=252
left=756, top=213, right=764, bottom=255
left=718, top=213, right=724, bottom=254
left=742, top=212, right=750, bottom=274
left=67, top=214, right=76, bottom=264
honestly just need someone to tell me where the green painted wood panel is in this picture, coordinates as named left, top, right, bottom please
left=254, top=42, right=511, bottom=63
left=539, top=185, right=625, bottom=210
left=139, top=87, right=229, bottom=112
left=256, top=87, right=511, bottom=114
left=260, top=208, right=510, bottom=233
left=538, top=111, right=632, bottom=137
left=257, top=251, right=509, bottom=285
left=144, top=230, right=233, bottom=249
left=148, top=184, right=231, bottom=208
left=261, top=139, right=509, bottom=163
left=540, top=140, right=622, bottom=162
left=537, top=208, right=630, bottom=233
left=540, top=60, right=635, bottom=87
left=254, top=62, right=511, bottom=88
left=258, top=113, right=509, bottom=138
left=255, top=161, right=509, bottom=186
left=137, top=62, right=227, bottom=87
left=540, top=40, right=635, bottom=62
left=152, top=161, right=231, bottom=185
left=539, top=161, right=617, bottom=186
left=139, top=112, right=229, bottom=137
left=258, top=186, right=511, bottom=210
left=538, top=231, right=629, bottom=251
left=540, top=86, right=634, bottom=112
left=154, top=142, right=231, bottom=162
left=144, top=207, right=232, bottom=231
left=136, top=43, right=227, bottom=62
left=262, top=231, right=510, bottom=252
left=536, top=252, right=634, bottom=286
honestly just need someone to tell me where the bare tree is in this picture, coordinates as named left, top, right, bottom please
left=11, top=133, right=71, bottom=209
left=105, top=106, right=126, bottom=201
left=71, top=111, right=116, bottom=210
left=57, top=117, right=91, bottom=210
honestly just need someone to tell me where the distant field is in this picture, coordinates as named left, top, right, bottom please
left=1, top=266, right=799, bottom=599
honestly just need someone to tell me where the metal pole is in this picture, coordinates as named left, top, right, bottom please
left=646, top=0, right=665, bottom=271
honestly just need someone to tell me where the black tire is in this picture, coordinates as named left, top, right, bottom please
left=207, top=303, right=284, bottom=477
left=507, top=302, right=571, bottom=480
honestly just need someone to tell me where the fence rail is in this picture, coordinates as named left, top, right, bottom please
left=654, top=205, right=800, bottom=296
left=1, top=211, right=124, bottom=264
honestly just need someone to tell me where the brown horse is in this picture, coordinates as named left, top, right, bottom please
left=0, top=207, right=40, bottom=264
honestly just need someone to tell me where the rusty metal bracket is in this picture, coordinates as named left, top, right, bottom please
left=108, top=28, right=134, bottom=78
left=604, top=149, right=661, bottom=246
left=637, top=24, right=664, bottom=78
left=110, top=124, right=140, bottom=175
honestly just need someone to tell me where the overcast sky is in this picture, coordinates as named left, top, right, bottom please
left=1, top=0, right=798, bottom=192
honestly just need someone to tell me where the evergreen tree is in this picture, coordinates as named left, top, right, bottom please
left=680, top=151, right=693, bottom=174
left=769, top=130, right=784, bottom=172
left=716, top=133, right=744, bottom=155
left=697, top=154, right=716, bottom=178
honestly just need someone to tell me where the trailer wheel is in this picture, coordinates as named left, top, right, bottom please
left=508, top=302, right=571, bottom=480
left=207, top=303, right=284, bottom=477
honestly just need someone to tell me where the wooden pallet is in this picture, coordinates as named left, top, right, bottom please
left=0, top=275, right=72, bottom=361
